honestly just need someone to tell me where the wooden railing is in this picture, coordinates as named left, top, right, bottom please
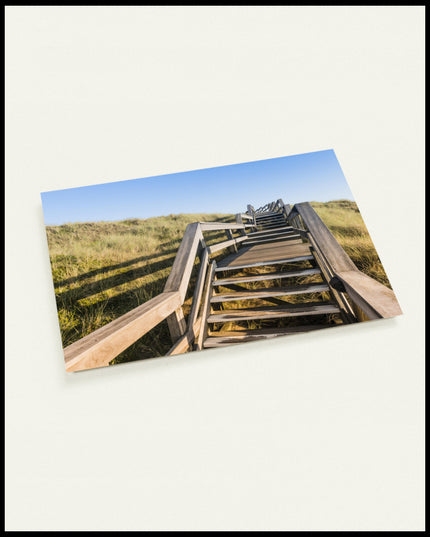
left=64, top=216, right=255, bottom=372
left=286, top=202, right=402, bottom=321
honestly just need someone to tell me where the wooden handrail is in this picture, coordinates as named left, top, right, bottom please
left=289, top=202, right=402, bottom=320
left=335, top=270, right=402, bottom=319
left=207, top=235, right=249, bottom=254
left=293, top=202, right=357, bottom=273
left=199, top=222, right=253, bottom=231
left=64, top=291, right=182, bottom=372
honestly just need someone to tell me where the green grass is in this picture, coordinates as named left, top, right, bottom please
left=45, top=200, right=390, bottom=365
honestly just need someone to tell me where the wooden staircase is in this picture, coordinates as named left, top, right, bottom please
left=64, top=199, right=402, bottom=372
left=200, top=210, right=347, bottom=349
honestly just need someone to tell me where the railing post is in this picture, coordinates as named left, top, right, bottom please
left=226, top=229, right=238, bottom=253
left=247, top=204, right=257, bottom=228
left=235, top=213, right=247, bottom=236
left=166, top=307, right=187, bottom=343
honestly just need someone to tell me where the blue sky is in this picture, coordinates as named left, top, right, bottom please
left=41, top=149, right=354, bottom=225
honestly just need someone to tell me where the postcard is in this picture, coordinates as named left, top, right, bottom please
left=41, top=149, right=402, bottom=372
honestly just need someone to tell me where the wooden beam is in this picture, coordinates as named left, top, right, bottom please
left=335, top=270, right=403, bottom=319
left=163, top=222, right=203, bottom=302
left=207, top=235, right=248, bottom=254
left=226, top=229, right=238, bottom=253
left=294, top=202, right=357, bottom=274
left=166, top=307, right=187, bottom=343
left=187, top=248, right=209, bottom=330
left=199, top=222, right=251, bottom=231
left=64, top=291, right=182, bottom=372
left=166, top=317, right=203, bottom=356
left=196, top=262, right=216, bottom=350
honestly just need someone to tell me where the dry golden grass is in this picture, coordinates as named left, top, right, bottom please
left=311, top=200, right=390, bottom=286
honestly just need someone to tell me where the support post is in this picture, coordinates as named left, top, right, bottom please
left=166, top=306, right=187, bottom=343
left=226, top=229, right=238, bottom=253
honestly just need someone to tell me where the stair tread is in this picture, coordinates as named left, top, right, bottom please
left=256, top=223, right=290, bottom=229
left=247, top=226, right=293, bottom=236
left=211, top=283, right=329, bottom=302
left=256, top=217, right=285, bottom=221
left=243, top=234, right=301, bottom=245
left=207, top=302, right=340, bottom=322
left=255, top=213, right=284, bottom=219
left=215, top=255, right=314, bottom=272
left=213, top=268, right=321, bottom=286
left=256, top=218, right=285, bottom=223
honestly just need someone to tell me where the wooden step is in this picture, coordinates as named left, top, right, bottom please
left=211, top=283, right=329, bottom=303
left=203, top=325, right=332, bottom=347
left=255, top=213, right=283, bottom=219
left=256, top=211, right=281, bottom=215
left=243, top=234, right=301, bottom=246
left=254, top=221, right=287, bottom=228
left=246, top=226, right=293, bottom=237
left=255, top=217, right=285, bottom=223
left=215, top=255, right=314, bottom=272
left=213, top=267, right=321, bottom=286
left=256, top=222, right=289, bottom=229
left=207, top=302, right=340, bottom=322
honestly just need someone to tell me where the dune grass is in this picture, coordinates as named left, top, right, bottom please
left=45, top=200, right=390, bottom=365
left=311, top=200, right=390, bottom=287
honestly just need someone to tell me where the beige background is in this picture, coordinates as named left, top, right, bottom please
left=5, top=6, right=425, bottom=531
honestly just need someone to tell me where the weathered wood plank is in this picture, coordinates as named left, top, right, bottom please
left=199, top=222, right=251, bottom=231
left=246, top=226, right=293, bottom=237
left=283, top=203, right=292, bottom=216
left=196, top=262, right=216, bottom=350
left=307, top=233, right=357, bottom=324
left=218, top=283, right=292, bottom=307
left=255, top=213, right=285, bottom=222
left=187, top=248, right=209, bottom=329
left=166, top=307, right=186, bottom=343
left=207, top=235, right=248, bottom=254
left=335, top=270, right=403, bottom=319
left=256, top=222, right=290, bottom=230
left=216, top=240, right=312, bottom=268
left=216, top=254, right=314, bottom=271
left=64, top=291, right=182, bottom=372
left=211, top=283, right=329, bottom=302
left=207, top=302, right=340, bottom=322
left=213, top=267, right=321, bottom=286
left=235, top=213, right=247, bottom=236
left=163, top=223, right=203, bottom=301
left=226, top=229, right=238, bottom=253
left=290, top=227, right=309, bottom=239
left=245, top=231, right=298, bottom=242
left=166, top=317, right=203, bottom=356
left=243, top=234, right=301, bottom=246
left=294, top=202, right=357, bottom=273
left=256, top=215, right=285, bottom=221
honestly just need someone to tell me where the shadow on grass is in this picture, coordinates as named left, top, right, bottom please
left=54, top=245, right=180, bottom=288
left=56, top=254, right=178, bottom=303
